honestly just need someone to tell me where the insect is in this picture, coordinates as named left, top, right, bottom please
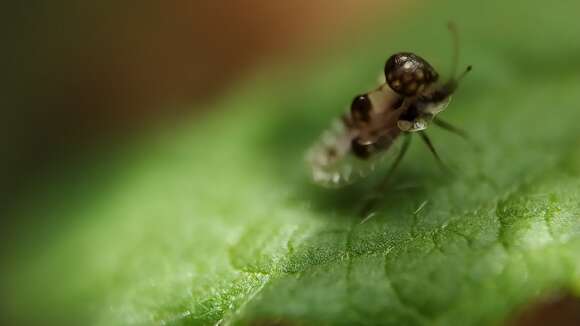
left=306, top=24, right=472, bottom=189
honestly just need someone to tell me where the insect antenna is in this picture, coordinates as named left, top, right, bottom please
left=447, top=21, right=460, bottom=79
left=456, top=65, right=473, bottom=83
left=440, top=23, right=472, bottom=95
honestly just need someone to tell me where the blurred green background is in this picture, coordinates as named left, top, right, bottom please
left=2, top=0, right=580, bottom=325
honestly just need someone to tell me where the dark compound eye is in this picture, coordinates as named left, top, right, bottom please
left=350, top=94, right=372, bottom=123
left=351, top=137, right=374, bottom=159
left=384, top=52, right=438, bottom=96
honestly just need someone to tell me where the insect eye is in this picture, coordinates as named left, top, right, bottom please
left=350, top=94, right=371, bottom=123
left=384, top=52, right=438, bottom=96
left=351, top=137, right=373, bottom=159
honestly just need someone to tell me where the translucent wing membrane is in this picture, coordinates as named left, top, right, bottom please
left=306, top=118, right=402, bottom=187
left=306, top=84, right=405, bottom=188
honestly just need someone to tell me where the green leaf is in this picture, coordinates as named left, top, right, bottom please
left=4, top=0, right=580, bottom=325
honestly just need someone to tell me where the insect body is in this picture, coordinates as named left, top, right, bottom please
left=306, top=26, right=471, bottom=188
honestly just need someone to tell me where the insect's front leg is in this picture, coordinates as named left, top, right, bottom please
left=418, top=131, right=450, bottom=174
left=433, top=117, right=469, bottom=140
left=433, top=117, right=482, bottom=153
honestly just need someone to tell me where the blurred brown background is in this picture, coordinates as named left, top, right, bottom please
left=3, top=0, right=403, bottom=201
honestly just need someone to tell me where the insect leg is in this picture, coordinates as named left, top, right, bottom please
left=419, top=130, right=449, bottom=173
left=377, top=133, right=412, bottom=191
left=359, top=134, right=412, bottom=219
left=433, top=117, right=482, bottom=152
left=433, top=117, right=469, bottom=140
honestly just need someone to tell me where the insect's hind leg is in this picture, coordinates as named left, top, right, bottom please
left=359, top=133, right=412, bottom=220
